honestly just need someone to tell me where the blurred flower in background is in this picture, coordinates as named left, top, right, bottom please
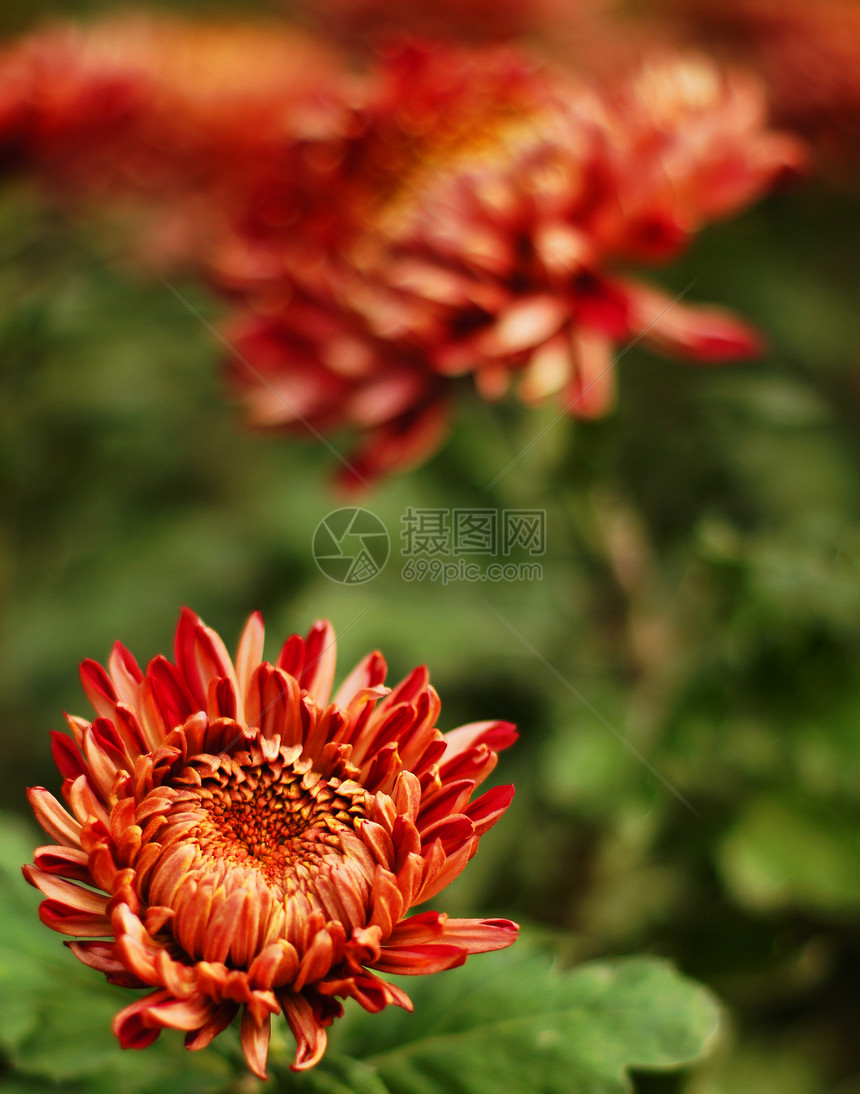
left=663, top=0, right=860, bottom=177
left=0, top=17, right=805, bottom=485
left=341, top=47, right=803, bottom=424
left=23, top=609, right=517, bottom=1077
left=0, top=17, right=352, bottom=263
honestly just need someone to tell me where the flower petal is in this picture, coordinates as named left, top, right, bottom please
left=240, top=1009, right=272, bottom=1080
left=26, top=787, right=82, bottom=847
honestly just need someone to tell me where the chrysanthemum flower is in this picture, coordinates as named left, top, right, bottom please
left=24, top=610, right=518, bottom=1077
left=339, top=47, right=805, bottom=418
left=0, top=24, right=805, bottom=481
left=221, top=43, right=804, bottom=463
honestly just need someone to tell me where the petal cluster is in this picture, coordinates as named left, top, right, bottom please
left=25, top=610, right=518, bottom=1077
left=342, top=48, right=804, bottom=424
left=0, top=21, right=806, bottom=483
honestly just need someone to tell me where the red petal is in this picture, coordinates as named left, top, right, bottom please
left=415, top=836, right=477, bottom=903
left=371, top=942, right=467, bottom=975
left=113, top=990, right=173, bottom=1048
left=79, top=659, right=117, bottom=720
left=317, top=970, right=412, bottom=1013
left=332, top=651, right=388, bottom=709
left=67, top=773, right=110, bottom=827
left=477, top=294, right=567, bottom=356
left=147, top=655, right=196, bottom=729
left=235, top=611, right=265, bottom=714
left=38, top=902, right=112, bottom=937
left=417, top=779, right=473, bottom=830
left=464, top=783, right=515, bottom=836
left=627, top=283, right=765, bottom=362
left=293, top=928, right=335, bottom=992
left=245, top=663, right=302, bottom=743
left=368, top=866, right=405, bottom=939
left=441, top=720, right=517, bottom=766
left=145, top=994, right=219, bottom=1032
left=418, top=813, right=474, bottom=854
left=67, top=939, right=144, bottom=986
left=50, top=731, right=87, bottom=784
left=184, top=1001, right=239, bottom=1051
left=174, top=607, right=237, bottom=710
left=299, top=621, right=337, bottom=706
left=23, top=865, right=109, bottom=913
left=387, top=912, right=519, bottom=953
left=248, top=939, right=300, bottom=990
left=32, top=844, right=90, bottom=881
left=108, top=642, right=143, bottom=705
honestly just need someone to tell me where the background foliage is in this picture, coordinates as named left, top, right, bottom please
left=1, top=1, right=859, bottom=1092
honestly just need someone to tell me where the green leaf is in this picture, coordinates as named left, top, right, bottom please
left=298, top=947, right=719, bottom=1094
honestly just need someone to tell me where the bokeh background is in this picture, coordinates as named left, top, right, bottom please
left=1, top=1, right=859, bottom=1092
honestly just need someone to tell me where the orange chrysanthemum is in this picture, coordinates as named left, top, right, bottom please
left=24, top=610, right=518, bottom=1077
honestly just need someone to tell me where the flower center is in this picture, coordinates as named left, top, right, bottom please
left=194, top=755, right=369, bottom=897
left=138, top=736, right=377, bottom=964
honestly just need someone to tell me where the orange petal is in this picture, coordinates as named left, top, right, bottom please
left=240, top=1010, right=272, bottom=1080
left=26, top=787, right=82, bottom=847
